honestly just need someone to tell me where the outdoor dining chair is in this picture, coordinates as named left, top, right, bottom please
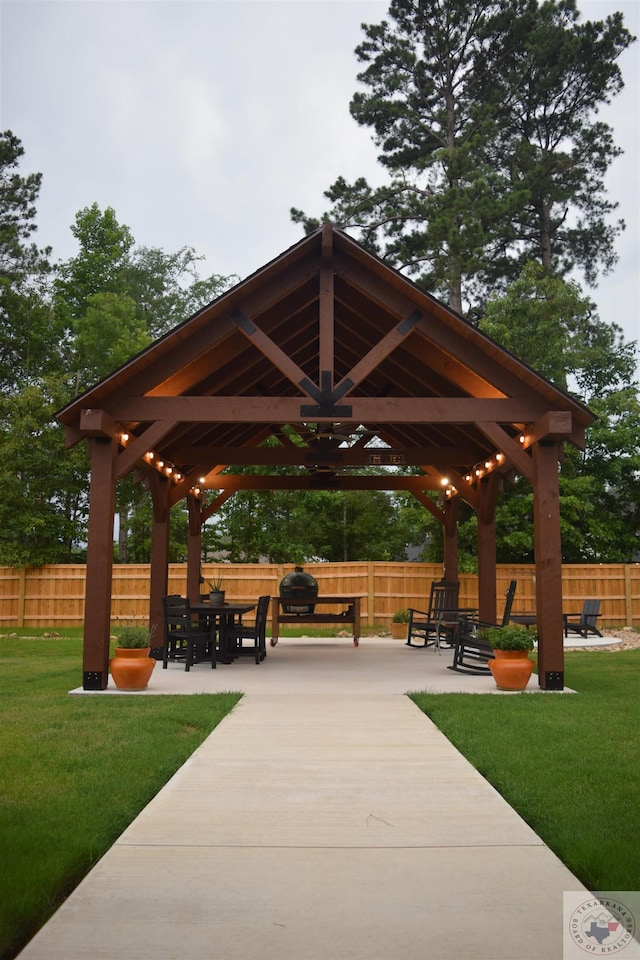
left=228, top=594, right=270, bottom=664
left=161, top=594, right=215, bottom=671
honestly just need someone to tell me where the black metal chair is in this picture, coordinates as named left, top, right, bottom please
left=448, top=580, right=517, bottom=675
left=162, top=595, right=214, bottom=671
left=228, top=595, right=270, bottom=664
left=563, top=599, right=602, bottom=638
left=406, top=580, right=460, bottom=648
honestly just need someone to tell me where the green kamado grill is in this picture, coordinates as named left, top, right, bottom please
left=279, top=566, right=318, bottom=614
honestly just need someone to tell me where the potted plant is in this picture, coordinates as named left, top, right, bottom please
left=109, top=625, right=157, bottom=690
left=204, top=575, right=225, bottom=606
left=391, top=608, right=410, bottom=640
left=480, top=625, right=536, bottom=691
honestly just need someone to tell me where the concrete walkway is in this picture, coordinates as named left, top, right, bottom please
left=20, top=638, right=590, bottom=959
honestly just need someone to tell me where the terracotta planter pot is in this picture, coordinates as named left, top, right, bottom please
left=109, top=647, right=155, bottom=690
left=391, top=621, right=408, bottom=640
left=489, top=649, right=534, bottom=691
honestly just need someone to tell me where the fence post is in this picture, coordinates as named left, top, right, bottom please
left=624, top=564, right=633, bottom=626
left=17, top=567, right=26, bottom=627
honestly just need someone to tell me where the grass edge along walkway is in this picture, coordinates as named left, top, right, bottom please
left=0, top=634, right=241, bottom=960
left=411, top=648, right=640, bottom=893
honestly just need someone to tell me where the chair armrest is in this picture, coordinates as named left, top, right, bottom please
left=407, top=607, right=429, bottom=617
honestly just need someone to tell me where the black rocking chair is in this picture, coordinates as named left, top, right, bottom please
left=406, top=580, right=461, bottom=648
left=448, top=580, right=517, bottom=675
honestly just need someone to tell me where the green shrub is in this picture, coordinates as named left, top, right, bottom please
left=114, top=625, right=154, bottom=649
left=480, top=624, right=535, bottom=651
left=392, top=609, right=410, bottom=623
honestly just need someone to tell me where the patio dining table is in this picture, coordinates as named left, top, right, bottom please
left=191, top=601, right=256, bottom=663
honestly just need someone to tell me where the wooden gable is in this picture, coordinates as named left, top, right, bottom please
left=58, top=222, right=593, bottom=505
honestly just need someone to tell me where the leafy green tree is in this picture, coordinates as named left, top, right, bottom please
left=480, top=260, right=593, bottom=390
left=0, top=134, right=78, bottom=565
left=475, top=264, right=640, bottom=563
left=0, top=131, right=58, bottom=391
left=0, top=380, right=87, bottom=565
left=210, top=484, right=425, bottom=563
left=487, top=0, right=632, bottom=287
left=52, top=203, right=236, bottom=563
left=126, top=245, right=234, bottom=340
left=292, top=0, right=634, bottom=310
left=55, top=203, right=134, bottom=324
left=0, top=130, right=50, bottom=282
left=73, top=292, right=150, bottom=389
left=294, top=0, right=515, bottom=311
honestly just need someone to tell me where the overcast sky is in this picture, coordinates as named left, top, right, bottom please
left=1, top=0, right=638, bottom=364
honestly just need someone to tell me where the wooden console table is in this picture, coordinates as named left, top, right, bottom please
left=270, top=595, right=364, bottom=647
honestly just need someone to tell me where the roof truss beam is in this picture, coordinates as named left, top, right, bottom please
left=107, top=396, right=549, bottom=423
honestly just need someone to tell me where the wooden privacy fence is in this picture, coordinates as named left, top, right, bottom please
left=0, top=562, right=638, bottom=631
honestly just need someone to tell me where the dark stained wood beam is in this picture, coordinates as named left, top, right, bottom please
left=79, top=408, right=117, bottom=438
left=333, top=249, right=555, bottom=410
left=232, top=309, right=320, bottom=400
left=333, top=309, right=422, bottom=398
left=319, top=225, right=334, bottom=383
left=202, top=474, right=440, bottom=492
left=475, top=421, right=534, bottom=482
left=532, top=440, right=565, bottom=689
left=115, top=421, right=178, bottom=481
left=529, top=411, right=574, bottom=443
left=169, top=445, right=479, bottom=467
left=141, top=314, right=240, bottom=397
left=439, top=470, right=479, bottom=510
left=108, top=396, right=547, bottom=423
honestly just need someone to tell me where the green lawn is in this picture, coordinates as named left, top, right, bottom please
left=0, top=633, right=241, bottom=960
left=2, top=633, right=639, bottom=959
left=411, top=649, right=640, bottom=892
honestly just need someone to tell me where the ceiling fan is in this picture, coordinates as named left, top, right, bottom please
left=307, top=423, right=380, bottom=444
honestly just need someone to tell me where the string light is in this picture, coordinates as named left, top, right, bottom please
left=118, top=433, right=187, bottom=485
left=445, top=440, right=523, bottom=499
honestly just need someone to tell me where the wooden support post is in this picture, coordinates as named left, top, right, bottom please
left=148, top=475, right=170, bottom=659
left=532, top=440, right=564, bottom=690
left=82, top=437, right=117, bottom=690
left=186, top=495, right=203, bottom=603
left=443, top=498, right=459, bottom=584
left=477, top=473, right=499, bottom=623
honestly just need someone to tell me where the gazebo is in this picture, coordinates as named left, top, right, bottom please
left=57, top=223, right=594, bottom=691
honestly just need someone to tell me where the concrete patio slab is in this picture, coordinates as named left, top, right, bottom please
left=69, top=634, right=592, bottom=696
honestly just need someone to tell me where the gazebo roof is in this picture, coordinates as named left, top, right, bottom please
left=57, top=223, right=594, bottom=504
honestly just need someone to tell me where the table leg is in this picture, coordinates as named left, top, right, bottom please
left=353, top=598, right=360, bottom=646
left=270, top=597, right=279, bottom=646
